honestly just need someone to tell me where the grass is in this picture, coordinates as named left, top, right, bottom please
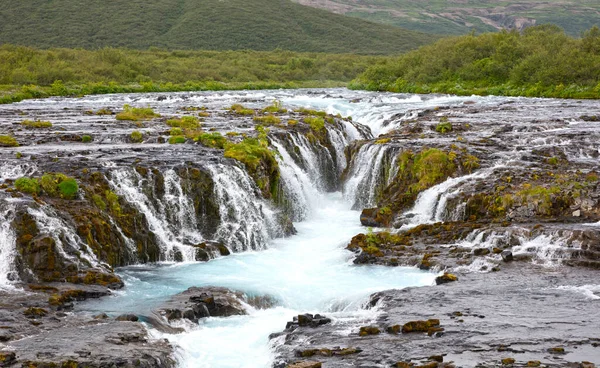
left=224, top=138, right=275, bottom=172
left=168, top=136, right=186, bottom=144
left=21, top=119, right=52, bottom=128
left=116, top=104, right=160, bottom=121
left=15, top=177, right=40, bottom=195
left=230, top=104, right=255, bottom=116
left=40, top=173, right=79, bottom=199
left=130, top=130, right=143, bottom=143
left=81, top=135, right=92, bottom=143
left=0, top=135, right=19, bottom=147
left=166, top=116, right=200, bottom=129
left=304, top=117, right=325, bottom=132
left=253, top=115, right=282, bottom=125
left=0, top=0, right=436, bottom=54
left=198, top=132, right=227, bottom=149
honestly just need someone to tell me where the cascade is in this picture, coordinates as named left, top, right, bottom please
left=0, top=202, right=17, bottom=288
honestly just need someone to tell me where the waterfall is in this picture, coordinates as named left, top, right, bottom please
left=27, top=206, right=101, bottom=268
left=0, top=202, right=18, bottom=288
left=343, top=144, right=392, bottom=209
left=401, top=164, right=504, bottom=227
left=206, top=163, right=277, bottom=252
left=108, top=168, right=197, bottom=262
left=0, top=162, right=37, bottom=182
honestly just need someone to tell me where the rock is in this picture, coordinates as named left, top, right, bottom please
left=116, top=314, right=139, bottom=322
left=156, top=286, right=247, bottom=324
left=549, top=346, right=565, bottom=354
left=0, top=352, right=16, bottom=366
left=474, top=248, right=491, bottom=256
left=435, top=273, right=458, bottom=285
left=23, top=307, right=48, bottom=318
left=527, top=361, right=541, bottom=367
left=502, top=358, right=516, bottom=365
left=401, top=319, right=440, bottom=333
left=93, top=313, right=109, bottom=320
left=501, top=250, right=514, bottom=262
left=360, top=207, right=392, bottom=227
left=284, top=314, right=332, bottom=331
left=358, top=326, right=380, bottom=336
left=573, top=210, right=581, bottom=217
left=288, top=362, right=322, bottom=368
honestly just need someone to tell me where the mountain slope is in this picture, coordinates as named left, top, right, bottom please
left=293, top=0, right=600, bottom=36
left=0, top=0, right=437, bottom=54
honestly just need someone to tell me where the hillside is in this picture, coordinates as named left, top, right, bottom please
left=0, top=0, right=436, bottom=54
left=293, top=0, right=600, bottom=36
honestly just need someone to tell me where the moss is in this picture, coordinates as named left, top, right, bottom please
left=94, top=108, right=113, bottom=115
left=358, top=326, right=380, bottom=336
left=547, top=156, right=560, bottom=165
left=0, top=135, right=19, bottom=147
left=166, top=115, right=200, bottom=129
left=198, top=132, right=227, bottom=149
left=294, top=107, right=327, bottom=117
left=226, top=131, right=240, bottom=137
left=105, top=190, right=122, bottom=216
left=435, top=117, right=453, bottom=133
left=23, top=307, right=48, bottom=317
left=170, top=127, right=183, bottom=136
left=92, top=194, right=107, bottom=210
left=81, top=135, right=92, bottom=143
left=375, top=138, right=391, bottom=144
left=516, top=184, right=561, bottom=215
left=40, top=173, right=78, bottom=199
left=21, top=119, right=52, bottom=128
left=116, top=104, right=160, bottom=121
left=304, top=116, right=325, bottom=132
left=253, top=114, right=281, bottom=125
left=130, top=130, right=143, bottom=143
left=168, top=135, right=186, bottom=144
left=262, top=101, right=286, bottom=113
left=287, top=119, right=298, bottom=126
left=401, top=319, right=440, bottom=333
left=15, top=177, right=40, bottom=195
left=229, top=104, right=254, bottom=115
left=401, top=148, right=456, bottom=194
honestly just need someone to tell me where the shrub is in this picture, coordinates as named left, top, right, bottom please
left=166, top=116, right=200, bottom=129
left=0, top=135, right=19, bottom=147
left=198, top=132, right=227, bottom=149
left=435, top=118, right=453, bottom=133
left=15, top=177, right=40, bottom=195
left=168, top=136, right=186, bottom=144
left=40, top=173, right=78, bottom=199
left=81, top=135, right=92, bottom=143
left=170, top=127, right=183, bottom=136
left=262, top=100, right=287, bottom=113
left=304, top=116, right=325, bottom=132
left=224, top=138, right=276, bottom=172
left=130, top=130, right=143, bottom=143
left=229, top=104, right=254, bottom=115
left=116, top=104, right=160, bottom=121
left=21, top=120, right=52, bottom=128
left=253, top=115, right=281, bottom=125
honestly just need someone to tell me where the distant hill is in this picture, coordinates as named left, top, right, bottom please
left=0, top=0, right=437, bottom=54
left=293, top=0, right=600, bottom=36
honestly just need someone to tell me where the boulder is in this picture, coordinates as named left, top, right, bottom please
left=501, top=250, right=514, bottom=262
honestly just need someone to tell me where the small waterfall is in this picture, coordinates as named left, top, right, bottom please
left=0, top=202, right=18, bottom=288
left=0, top=162, right=37, bottom=182
left=27, top=206, right=101, bottom=268
left=270, top=139, right=321, bottom=220
left=325, top=125, right=350, bottom=175
left=343, top=144, right=392, bottom=209
left=512, top=233, right=580, bottom=267
left=402, top=165, right=503, bottom=227
left=108, top=168, right=196, bottom=262
left=207, top=163, right=277, bottom=252
left=288, top=133, right=329, bottom=191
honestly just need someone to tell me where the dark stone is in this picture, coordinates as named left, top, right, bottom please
left=501, top=250, right=514, bottom=262
left=115, top=314, right=139, bottom=322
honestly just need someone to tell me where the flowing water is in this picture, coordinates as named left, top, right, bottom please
left=2, top=88, right=599, bottom=366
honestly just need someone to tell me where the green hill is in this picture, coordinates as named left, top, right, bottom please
left=293, top=0, right=600, bottom=37
left=0, top=0, right=437, bottom=54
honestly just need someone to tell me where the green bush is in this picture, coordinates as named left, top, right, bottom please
left=130, top=130, right=143, bottom=143
left=304, top=116, right=325, bottom=132
left=168, top=136, right=186, bottom=144
left=15, top=177, right=40, bottom=195
left=0, top=135, right=19, bottom=147
left=170, top=128, right=183, bottom=136
left=81, top=135, right=92, bottom=143
left=435, top=121, right=453, bottom=134
left=116, top=104, right=160, bottom=121
left=230, top=104, right=255, bottom=116
left=198, top=132, right=227, bottom=149
left=166, top=116, right=200, bottom=129
left=21, top=120, right=52, bottom=128
left=253, top=115, right=281, bottom=125
left=40, top=173, right=79, bottom=199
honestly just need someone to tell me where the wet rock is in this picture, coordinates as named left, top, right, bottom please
left=435, top=273, right=458, bottom=285
left=93, top=313, right=109, bottom=320
left=116, top=314, right=139, bottom=322
left=360, top=207, right=392, bottom=227
left=501, top=358, right=516, bottom=365
left=285, top=314, right=332, bottom=331
left=156, top=286, right=247, bottom=324
left=288, top=362, right=322, bottom=368
left=358, top=326, right=380, bottom=336
left=473, top=248, right=490, bottom=256
left=501, top=250, right=514, bottom=262
left=0, top=352, right=16, bottom=366
left=401, top=319, right=440, bottom=333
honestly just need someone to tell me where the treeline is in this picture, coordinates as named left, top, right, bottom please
left=0, top=45, right=391, bottom=103
left=350, top=25, right=600, bottom=99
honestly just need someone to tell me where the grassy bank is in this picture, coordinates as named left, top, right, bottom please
left=350, top=25, right=600, bottom=99
left=0, top=45, right=392, bottom=104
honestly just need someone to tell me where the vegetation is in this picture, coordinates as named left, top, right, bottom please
left=198, top=132, right=227, bottom=149
left=21, top=119, right=52, bottom=128
left=15, top=177, right=40, bottom=195
left=40, top=173, right=79, bottom=199
left=304, top=117, right=325, bottom=133
left=81, top=135, right=92, bottom=143
left=399, top=149, right=456, bottom=194
left=230, top=104, right=255, bottom=116
left=168, top=136, right=187, bottom=144
left=351, top=25, right=600, bottom=99
left=0, top=46, right=396, bottom=104
left=262, top=101, right=287, bottom=114
left=0, top=0, right=435, bottom=54
left=295, top=0, right=600, bottom=37
left=130, top=131, right=143, bottom=143
left=116, top=104, right=160, bottom=121
left=253, top=115, right=282, bottom=125
left=166, top=116, right=200, bottom=129
left=435, top=117, right=452, bottom=133
left=0, top=135, right=19, bottom=147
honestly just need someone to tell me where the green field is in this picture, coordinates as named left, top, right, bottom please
left=0, top=46, right=394, bottom=104
left=294, top=0, right=600, bottom=36
left=0, top=0, right=436, bottom=54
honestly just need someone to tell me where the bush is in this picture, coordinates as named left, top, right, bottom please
left=130, top=130, right=143, bottom=143
left=116, top=104, right=160, bottom=121
left=40, top=173, right=79, bottom=199
left=166, top=116, right=200, bottom=129
left=0, top=135, right=19, bottom=147
left=253, top=115, right=281, bottom=125
left=81, top=135, right=92, bottom=143
left=15, top=177, right=40, bottom=195
left=168, top=136, right=186, bottom=144
left=198, top=132, right=227, bottom=149
left=230, top=104, right=254, bottom=115
left=170, top=127, right=183, bottom=136
left=435, top=122, right=453, bottom=134
left=21, top=120, right=52, bottom=128
left=304, top=116, right=325, bottom=132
